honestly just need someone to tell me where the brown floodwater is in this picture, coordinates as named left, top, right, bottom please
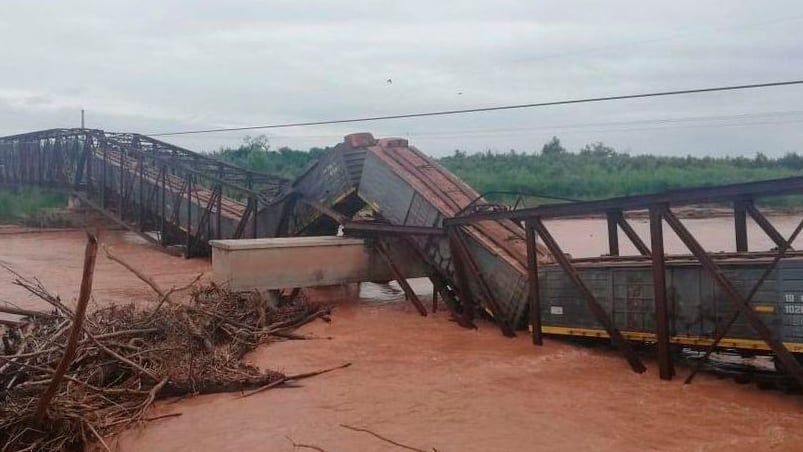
left=545, top=215, right=803, bottom=258
left=1, top=219, right=803, bottom=451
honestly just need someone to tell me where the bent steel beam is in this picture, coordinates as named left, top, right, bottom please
left=745, top=202, right=788, bottom=250
left=375, top=239, right=428, bottom=316
left=446, top=176, right=803, bottom=225
left=448, top=227, right=515, bottom=337
left=684, top=214, right=803, bottom=384
left=606, top=211, right=620, bottom=256
left=344, top=222, right=445, bottom=236
left=531, top=217, right=647, bottom=374
left=734, top=200, right=749, bottom=252
left=649, top=206, right=674, bottom=380
left=525, top=221, right=543, bottom=345
left=661, top=208, right=803, bottom=388
left=615, top=212, right=651, bottom=257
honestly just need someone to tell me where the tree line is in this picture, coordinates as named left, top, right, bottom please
left=210, top=135, right=803, bottom=207
left=3, top=135, right=801, bottom=222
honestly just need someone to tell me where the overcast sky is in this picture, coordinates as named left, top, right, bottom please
left=2, top=1, right=803, bottom=157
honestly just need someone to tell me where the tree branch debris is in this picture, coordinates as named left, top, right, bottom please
left=0, top=238, right=341, bottom=451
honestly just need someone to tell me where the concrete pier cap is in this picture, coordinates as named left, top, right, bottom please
left=209, top=236, right=426, bottom=292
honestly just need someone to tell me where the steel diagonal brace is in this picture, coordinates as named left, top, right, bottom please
left=745, top=202, right=789, bottom=250
left=401, top=235, right=476, bottom=329
left=233, top=198, right=255, bottom=239
left=374, top=240, right=428, bottom=317
left=615, top=211, right=651, bottom=256
left=525, top=222, right=543, bottom=345
left=448, top=227, right=515, bottom=337
left=531, top=218, right=647, bottom=373
left=684, top=212, right=803, bottom=384
left=660, top=207, right=803, bottom=388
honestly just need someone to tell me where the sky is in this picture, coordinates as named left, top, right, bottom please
left=1, top=0, right=803, bottom=157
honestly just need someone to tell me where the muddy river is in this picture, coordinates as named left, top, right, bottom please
left=2, top=217, right=803, bottom=451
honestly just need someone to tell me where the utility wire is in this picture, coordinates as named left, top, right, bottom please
left=150, top=79, right=803, bottom=137
left=415, top=117, right=803, bottom=140
left=179, top=111, right=803, bottom=146
left=222, top=109, right=803, bottom=141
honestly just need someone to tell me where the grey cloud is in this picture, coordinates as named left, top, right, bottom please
left=1, top=0, right=803, bottom=157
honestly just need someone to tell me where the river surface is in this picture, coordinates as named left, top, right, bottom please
left=1, top=218, right=803, bottom=451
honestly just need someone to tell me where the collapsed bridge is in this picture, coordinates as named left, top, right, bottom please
left=0, top=129, right=548, bottom=332
left=4, top=128, right=803, bottom=388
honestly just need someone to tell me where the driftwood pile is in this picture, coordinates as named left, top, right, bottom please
left=0, top=235, right=339, bottom=451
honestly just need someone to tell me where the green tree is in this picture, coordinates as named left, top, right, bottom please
left=541, top=136, right=566, bottom=156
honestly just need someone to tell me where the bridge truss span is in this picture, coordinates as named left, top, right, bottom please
left=0, top=128, right=290, bottom=256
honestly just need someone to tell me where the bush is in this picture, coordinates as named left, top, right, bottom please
left=0, top=188, right=68, bottom=223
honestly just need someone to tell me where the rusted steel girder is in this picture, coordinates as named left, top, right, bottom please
left=525, top=221, right=543, bottom=345
left=191, top=185, right=222, bottom=256
left=375, top=240, right=428, bottom=316
left=399, top=234, right=476, bottom=329
left=745, top=202, right=789, bottom=250
left=615, top=212, right=651, bottom=257
left=233, top=198, right=254, bottom=240
left=660, top=207, right=803, bottom=388
left=343, top=222, right=445, bottom=236
left=685, top=213, right=803, bottom=384
left=430, top=272, right=476, bottom=329
left=649, top=206, right=674, bottom=380
left=447, top=230, right=476, bottom=324
left=446, top=176, right=803, bottom=225
left=606, top=211, right=620, bottom=256
left=531, top=217, right=647, bottom=374
left=299, top=197, right=348, bottom=224
left=734, top=200, right=749, bottom=252
left=448, top=227, right=515, bottom=337
left=606, top=210, right=651, bottom=257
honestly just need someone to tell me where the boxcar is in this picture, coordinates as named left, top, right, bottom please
left=539, top=256, right=803, bottom=353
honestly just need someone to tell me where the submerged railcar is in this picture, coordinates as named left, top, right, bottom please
left=539, top=256, right=803, bottom=354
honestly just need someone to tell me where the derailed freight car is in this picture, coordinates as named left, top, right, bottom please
left=539, top=255, right=803, bottom=354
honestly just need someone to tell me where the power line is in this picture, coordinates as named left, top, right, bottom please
left=149, top=79, right=803, bottom=137
left=177, top=110, right=803, bottom=146
left=415, top=117, right=803, bottom=140
left=255, top=117, right=803, bottom=145
left=406, top=111, right=803, bottom=139
left=250, top=109, right=803, bottom=141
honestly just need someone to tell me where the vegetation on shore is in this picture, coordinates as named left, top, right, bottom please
left=5, top=135, right=799, bottom=222
left=208, top=135, right=327, bottom=179
left=211, top=136, right=803, bottom=206
left=0, top=187, right=67, bottom=223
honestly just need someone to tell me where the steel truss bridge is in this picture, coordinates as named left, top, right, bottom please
left=0, top=128, right=289, bottom=256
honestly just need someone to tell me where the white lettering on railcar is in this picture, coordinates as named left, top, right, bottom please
left=784, top=304, right=803, bottom=314
left=550, top=306, right=564, bottom=315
